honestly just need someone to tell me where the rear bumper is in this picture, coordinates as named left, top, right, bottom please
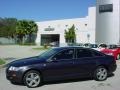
left=108, top=63, right=117, bottom=74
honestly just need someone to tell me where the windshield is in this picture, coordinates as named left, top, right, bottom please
left=38, top=48, right=59, bottom=59
left=90, top=44, right=98, bottom=48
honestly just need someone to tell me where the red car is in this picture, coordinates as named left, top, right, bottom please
left=99, top=44, right=120, bottom=60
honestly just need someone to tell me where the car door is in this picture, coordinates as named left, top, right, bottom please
left=73, top=48, right=97, bottom=77
left=43, top=48, right=75, bottom=81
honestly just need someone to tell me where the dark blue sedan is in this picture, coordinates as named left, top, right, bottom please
left=6, top=47, right=117, bottom=88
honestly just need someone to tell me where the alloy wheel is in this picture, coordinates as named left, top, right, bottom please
left=94, top=66, right=108, bottom=81
left=24, top=70, right=41, bottom=88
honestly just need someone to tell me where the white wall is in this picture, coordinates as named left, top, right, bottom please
left=96, top=0, right=120, bottom=44
left=36, top=7, right=96, bottom=45
left=88, top=7, right=96, bottom=43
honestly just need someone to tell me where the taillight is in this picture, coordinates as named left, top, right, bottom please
left=113, top=56, right=116, bottom=63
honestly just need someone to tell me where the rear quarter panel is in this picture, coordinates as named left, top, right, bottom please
left=95, top=55, right=116, bottom=73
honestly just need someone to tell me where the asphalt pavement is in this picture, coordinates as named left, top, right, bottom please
left=0, top=61, right=120, bottom=90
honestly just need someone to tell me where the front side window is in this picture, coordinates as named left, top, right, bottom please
left=53, top=49, right=74, bottom=60
left=39, top=48, right=58, bottom=59
left=76, top=49, right=93, bottom=58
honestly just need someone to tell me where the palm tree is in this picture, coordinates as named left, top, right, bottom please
left=16, top=20, right=38, bottom=44
left=16, top=20, right=27, bottom=44
left=27, top=21, right=38, bottom=43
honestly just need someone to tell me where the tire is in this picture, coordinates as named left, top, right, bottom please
left=94, top=66, right=108, bottom=81
left=23, top=70, right=42, bottom=88
left=117, top=54, right=120, bottom=60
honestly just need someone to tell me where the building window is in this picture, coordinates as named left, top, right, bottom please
left=85, top=24, right=87, bottom=26
left=99, top=4, right=113, bottom=13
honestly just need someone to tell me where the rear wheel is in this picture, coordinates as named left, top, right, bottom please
left=94, top=66, right=108, bottom=81
left=23, top=70, right=42, bottom=88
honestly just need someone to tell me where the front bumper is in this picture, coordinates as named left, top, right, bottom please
left=6, top=68, right=23, bottom=83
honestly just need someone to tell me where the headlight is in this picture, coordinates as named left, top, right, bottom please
left=9, top=66, right=19, bottom=71
left=9, top=66, right=26, bottom=71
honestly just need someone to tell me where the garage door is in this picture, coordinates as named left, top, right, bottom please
left=41, top=34, right=60, bottom=46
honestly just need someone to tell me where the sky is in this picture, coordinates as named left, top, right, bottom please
left=0, top=0, right=95, bottom=21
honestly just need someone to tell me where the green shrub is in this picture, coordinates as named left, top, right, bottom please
left=0, top=59, right=5, bottom=65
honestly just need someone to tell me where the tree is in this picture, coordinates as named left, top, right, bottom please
left=0, top=18, right=17, bottom=38
left=16, top=20, right=27, bottom=43
left=16, top=20, right=38, bottom=44
left=27, top=21, right=38, bottom=43
left=0, top=18, right=38, bottom=44
left=64, top=25, right=76, bottom=44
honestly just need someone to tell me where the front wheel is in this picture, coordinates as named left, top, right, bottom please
left=23, top=70, right=42, bottom=88
left=94, top=66, right=108, bottom=81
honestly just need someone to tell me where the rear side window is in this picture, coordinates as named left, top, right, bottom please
left=92, top=50, right=104, bottom=57
left=76, top=49, right=93, bottom=58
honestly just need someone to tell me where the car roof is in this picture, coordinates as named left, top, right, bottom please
left=52, top=46, right=105, bottom=55
left=52, top=46, right=88, bottom=50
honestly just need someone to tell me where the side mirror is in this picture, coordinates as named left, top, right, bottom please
left=52, top=57, right=57, bottom=61
left=47, top=57, right=58, bottom=62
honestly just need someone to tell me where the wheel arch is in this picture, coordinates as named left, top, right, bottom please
left=92, top=64, right=109, bottom=76
left=97, top=65, right=109, bottom=70
left=22, top=68, right=43, bottom=82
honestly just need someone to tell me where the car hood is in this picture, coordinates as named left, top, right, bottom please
left=8, top=56, right=46, bottom=67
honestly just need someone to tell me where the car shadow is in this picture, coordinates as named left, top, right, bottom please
left=44, top=77, right=93, bottom=86
left=108, top=73, right=115, bottom=77
left=43, top=73, right=115, bottom=86
left=11, top=73, right=115, bottom=87
left=10, top=82, right=25, bottom=86
left=11, top=77, right=93, bottom=87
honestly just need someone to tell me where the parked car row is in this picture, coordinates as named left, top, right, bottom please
left=82, top=43, right=120, bottom=60
left=49, top=42, right=120, bottom=60
left=99, top=44, right=120, bottom=60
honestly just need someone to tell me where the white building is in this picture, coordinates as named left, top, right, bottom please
left=96, top=0, right=120, bottom=44
left=36, top=0, right=120, bottom=45
left=36, top=7, right=96, bottom=46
